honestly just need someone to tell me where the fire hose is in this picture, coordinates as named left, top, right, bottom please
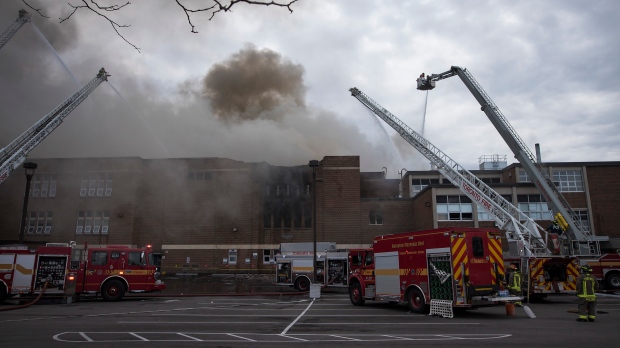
left=0, top=279, right=50, bottom=312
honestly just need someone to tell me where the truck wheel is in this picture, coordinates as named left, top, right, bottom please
left=406, top=288, right=426, bottom=314
left=0, top=284, right=7, bottom=303
left=101, top=279, right=126, bottom=302
left=349, top=283, right=365, bottom=306
left=295, top=277, right=310, bottom=292
left=605, top=272, right=620, bottom=290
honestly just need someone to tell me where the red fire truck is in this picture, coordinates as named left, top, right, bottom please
left=348, top=227, right=519, bottom=313
left=585, top=253, right=620, bottom=290
left=0, top=242, right=165, bottom=302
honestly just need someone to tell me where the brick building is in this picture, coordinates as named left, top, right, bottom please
left=0, top=155, right=618, bottom=274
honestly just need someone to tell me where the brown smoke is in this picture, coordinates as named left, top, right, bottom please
left=202, top=44, right=306, bottom=122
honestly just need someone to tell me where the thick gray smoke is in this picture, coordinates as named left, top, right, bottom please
left=0, top=1, right=409, bottom=174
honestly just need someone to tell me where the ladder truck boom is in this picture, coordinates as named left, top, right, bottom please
left=0, top=9, right=31, bottom=51
left=0, top=68, right=110, bottom=185
left=417, top=66, right=602, bottom=256
left=349, top=87, right=550, bottom=257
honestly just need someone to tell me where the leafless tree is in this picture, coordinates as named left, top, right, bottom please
left=22, top=0, right=300, bottom=52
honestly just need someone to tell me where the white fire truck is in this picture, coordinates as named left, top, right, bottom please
left=348, top=228, right=519, bottom=313
left=274, top=242, right=349, bottom=291
left=0, top=242, right=165, bottom=302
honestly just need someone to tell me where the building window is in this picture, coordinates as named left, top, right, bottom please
left=228, top=249, right=237, bottom=265
left=76, top=210, right=110, bottom=235
left=263, top=249, right=276, bottom=264
left=480, top=177, right=501, bottom=184
left=517, top=195, right=552, bottom=220
left=26, top=211, right=53, bottom=235
left=411, top=178, right=440, bottom=195
left=80, top=173, right=113, bottom=197
left=188, top=171, right=212, bottom=180
left=49, top=175, right=57, bottom=197
left=477, top=195, right=512, bottom=221
left=553, top=170, right=584, bottom=192
left=369, top=211, right=383, bottom=225
left=575, top=210, right=590, bottom=232
left=518, top=170, right=532, bottom=183
left=437, top=195, right=473, bottom=221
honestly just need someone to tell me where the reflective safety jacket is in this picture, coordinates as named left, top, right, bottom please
left=508, top=270, right=522, bottom=292
left=576, top=273, right=598, bottom=301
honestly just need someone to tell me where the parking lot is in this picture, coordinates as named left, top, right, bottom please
left=1, top=288, right=620, bottom=347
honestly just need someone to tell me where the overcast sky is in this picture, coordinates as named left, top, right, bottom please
left=1, top=0, right=618, bottom=177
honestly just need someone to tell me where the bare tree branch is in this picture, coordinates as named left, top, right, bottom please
left=46, top=0, right=300, bottom=52
left=60, top=1, right=140, bottom=52
left=22, top=0, right=50, bottom=18
left=176, top=0, right=299, bottom=33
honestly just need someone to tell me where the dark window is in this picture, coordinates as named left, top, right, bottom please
left=472, top=237, right=484, bottom=257
left=481, top=177, right=501, bottom=184
left=369, top=211, right=383, bottom=225
left=111, top=252, right=120, bottom=259
left=293, top=203, right=302, bottom=228
left=91, top=251, right=108, bottom=265
left=128, top=252, right=141, bottom=266
left=263, top=203, right=272, bottom=228
left=304, top=202, right=312, bottom=228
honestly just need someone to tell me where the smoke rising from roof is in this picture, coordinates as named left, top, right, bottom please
left=203, top=44, right=305, bottom=123
left=0, top=2, right=410, bottom=174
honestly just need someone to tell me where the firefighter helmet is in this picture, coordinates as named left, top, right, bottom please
left=581, top=265, right=592, bottom=273
left=509, top=263, right=518, bottom=270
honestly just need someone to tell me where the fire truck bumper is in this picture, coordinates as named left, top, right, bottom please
left=154, top=280, right=166, bottom=291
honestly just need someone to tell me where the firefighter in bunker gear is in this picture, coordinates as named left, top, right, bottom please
left=507, top=263, right=523, bottom=306
left=576, top=265, right=598, bottom=322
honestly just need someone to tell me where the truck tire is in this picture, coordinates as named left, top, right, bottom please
left=605, top=272, right=620, bottom=290
left=101, top=279, right=126, bottom=302
left=295, top=277, right=310, bottom=292
left=349, top=283, right=365, bottom=306
left=0, top=284, right=7, bottom=303
left=406, top=287, right=426, bottom=314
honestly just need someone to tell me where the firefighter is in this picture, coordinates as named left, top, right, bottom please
left=576, top=265, right=598, bottom=322
left=546, top=219, right=563, bottom=235
left=507, top=263, right=523, bottom=306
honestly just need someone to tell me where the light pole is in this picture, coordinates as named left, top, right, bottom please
left=18, top=162, right=37, bottom=244
left=308, top=160, right=319, bottom=282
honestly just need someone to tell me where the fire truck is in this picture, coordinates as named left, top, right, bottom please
left=416, top=66, right=620, bottom=292
left=0, top=242, right=165, bottom=302
left=348, top=228, right=519, bottom=313
left=586, top=253, right=620, bottom=290
left=275, top=242, right=349, bottom=291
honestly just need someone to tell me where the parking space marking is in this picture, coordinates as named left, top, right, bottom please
left=53, top=332, right=512, bottom=343
left=281, top=298, right=314, bottom=335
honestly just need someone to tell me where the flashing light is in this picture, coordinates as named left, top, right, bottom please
left=68, top=275, right=75, bottom=281
left=119, top=271, right=124, bottom=275
left=146, top=244, right=152, bottom=248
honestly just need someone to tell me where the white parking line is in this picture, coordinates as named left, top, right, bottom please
left=281, top=299, right=314, bottom=335
left=129, top=332, right=149, bottom=341
left=227, top=333, right=256, bottom=342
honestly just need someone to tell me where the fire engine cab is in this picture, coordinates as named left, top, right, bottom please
left=348, top=228, right=520, bottom=313
left=0, top=242, right=165, bottom=302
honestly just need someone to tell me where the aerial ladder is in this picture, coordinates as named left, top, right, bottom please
left=0, top=9, right=31, bottom=51
left=0, top=68, right=110, bottom=185
left=349, top=87, right=550, bottom=258
left=416, top=66, right=602, bottom=257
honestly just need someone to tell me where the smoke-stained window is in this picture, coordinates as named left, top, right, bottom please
left=26, top=211, right=53, bottom=235
left=369, top=211, right=383, bottom=225
left=80, top=173, right=113, bottom=197
left=76, top=210, right=110, bottom=235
